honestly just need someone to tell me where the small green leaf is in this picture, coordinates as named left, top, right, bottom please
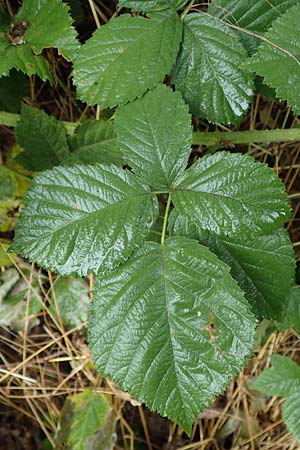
left=115, top=85, right=192, bottom=189
left=119, top=0, right=187, bottom=12
left=277, top=287, right=300, bottom=332
left=252, top=355, right=300, bottom=397
left=172, top=12, right=253, bottom=124
left=0, top=69, right=27, bottom=112
left=16, top=0, right=80, bottom=60
left=282, top=394, right=300, bottom=443
left=15, top=104, right=70, bottom=171
left=50, top=277, right=89, bottom=328
left=172, top=152, right=290, bottom=237
left=89, top=237, right=256, bottom=434
left=57, top=390, right=115, bottom=450
left=11, top=164, right=158, bottom=276
left=0, top=36, right=51, bottom=80
left=65, top=119, right=123, bottom=167
left=73, top=12, right=182, bottom=107
left=169, top=212, right=295, bottom=320
left=247, top=4, right=300, bottom=114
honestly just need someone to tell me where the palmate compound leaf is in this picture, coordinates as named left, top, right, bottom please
left=11, top=164, right=158, bottom=277
left=172, top=151, right=291, bottom=238
left=168, top=211, right=295, bottom=320
left=73, top=11, right=182, bottom=107
left=115, top=84, right=192, bottom=189
left=89, top=236, right=256, bottom=434
left=65, top=119, right=123, bottom=167
left=15, top=103, right=70, bottom=171
left=171, top=12, right=253, bottom=124
left=247, top=3, right=300, bottom=115
left=118, top=0, right=187, bottom=12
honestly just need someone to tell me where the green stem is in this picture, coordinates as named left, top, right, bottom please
left=2, top=110, right=300, bottom=145
left=1, top=164, right=32, bottom=181
left=192, top=128, right=300, bottom=146
left=181, top=0, right=195, bottom=19
left=161, top=194, right=172, bottom=246
left=0, top=111, right=78, bottom=135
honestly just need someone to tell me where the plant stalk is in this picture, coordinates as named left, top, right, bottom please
left=1, top=111, right=300, bottom=144
left=161, top=194, right=172, bottom=246
left=192, top=128, right=300, bottom=146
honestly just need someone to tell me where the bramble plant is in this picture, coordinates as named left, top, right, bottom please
left=0, top=0, right=299, bottom=435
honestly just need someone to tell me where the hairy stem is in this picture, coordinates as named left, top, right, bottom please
left=1, top=110, right=300, bottom=144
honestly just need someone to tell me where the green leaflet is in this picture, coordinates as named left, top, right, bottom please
left=282, top=394, right=300, bottom=443
left=247, top=3, right=300, bottom=115
left=0, top=0, right=79, bottom=80
left=11, top=164, right=158, bottom=277
left=65, top=119, right=123, bottom=167
left=252, top=355, right=300, bottom=397
left=115, top=85, right=192, bottom=189
left=89, top=237, right=256, bottom=434
left=119, top=0, right=187, bottom=11
left=57, top=390, right=115, bottom=450
left=172, top=12, right=253, bottom=124
left=0, top=37, right=51, bottom=80
left=16, top=0, right=79, bottom=60
left=50, top=277, right=89, bottom=329
left=172, top=152, right=290, bottom=238
left=209, top=0, right=298, bottom=53
left=15, top=104, right=70, bottom=171
left=277, top=287, right=300, bottom=332
left=209, top=0, right=298, bottom=32
left=253, top=354, right=300, bottom=443
left=73, top=12, right=182, bottom=107
left=168, top=211, right=295, bottom=320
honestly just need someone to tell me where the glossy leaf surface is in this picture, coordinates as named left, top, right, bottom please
left=15, top=104, right=70, bottom=171
left=209, top=0, right=297, bottom=32
left=11, top=164, right=158, bottom=276
left=169, top=212, right=295, bottom=320
left=248, top=4, right=300, bottom=114
left=66, top=119, right=123, bottom=167
left=115, top=85, right=192, bottom=189
left=89, top=237, right=256, bottom=433
left=73, top=12, right=182, bottom=107
left=172, top=12, right=253, bottom=124
left=172, top=152, right=290, bottom=237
